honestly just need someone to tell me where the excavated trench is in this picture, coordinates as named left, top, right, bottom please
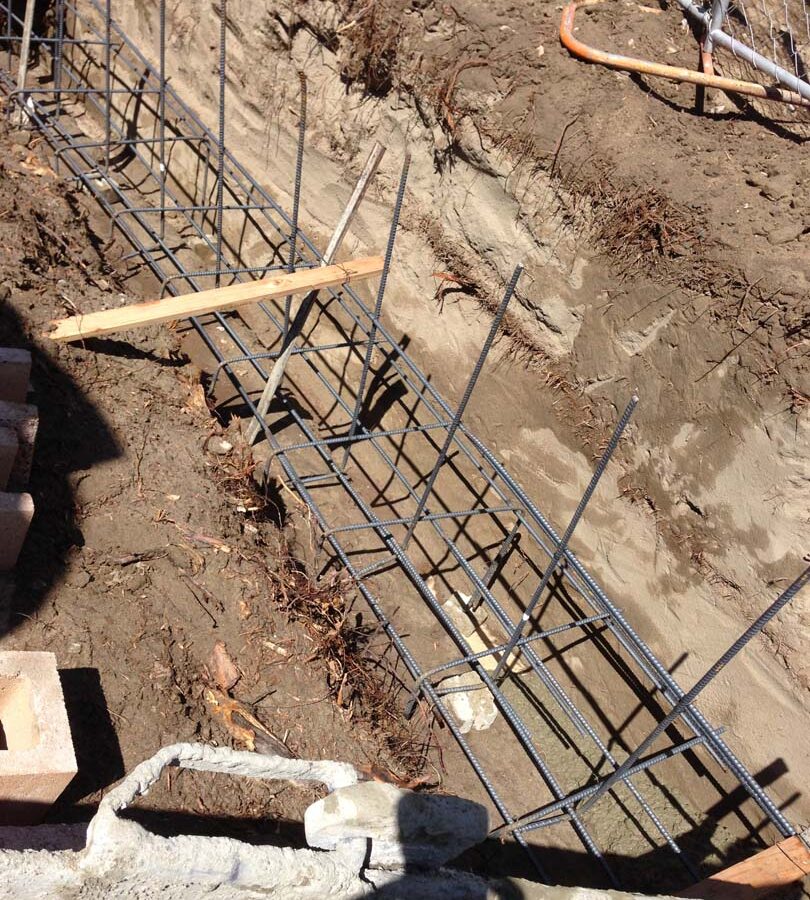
left=7, top=0, right=808, bottom=893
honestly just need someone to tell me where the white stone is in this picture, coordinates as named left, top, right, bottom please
left=442, top=672, right=498, bottom=733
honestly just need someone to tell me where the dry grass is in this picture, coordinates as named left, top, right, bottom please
left=338, top=1, right=406, bottom=97
left=207, top=441, right=435, bottom=780
left=583, top=178, right=702, bottom=276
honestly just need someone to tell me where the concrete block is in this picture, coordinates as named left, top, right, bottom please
left=304, top=780, right=489, bottom=869
left=0, top=427, right=17, bottom=491
left=0, top=651, right=77, bottom=825
left=0, top=401, right=37, bottom=490
left=0, top=493, right=34, bottom=572
left=0, top=349, right=31, bottom=404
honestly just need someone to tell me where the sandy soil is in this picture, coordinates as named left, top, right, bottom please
left=103, top=0, right=808, bottom=822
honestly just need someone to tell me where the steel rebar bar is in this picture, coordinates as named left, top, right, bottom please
left=339, top=152, right=410, bottom=472
left=283, top=71, right=306, bottom=338
left=578, top=564, right=810, bottom=816
left=492, top=394, right=638, bottom=682
left=401, top=266, right=522, bottom=549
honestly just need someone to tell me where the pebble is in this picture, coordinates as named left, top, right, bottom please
left=208, top=438, right=233, bottom=456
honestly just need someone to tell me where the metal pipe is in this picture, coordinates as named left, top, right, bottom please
left=560, top=1, right=810, bottom=107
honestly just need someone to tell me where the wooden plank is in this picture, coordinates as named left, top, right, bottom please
left=678, top=834, right=810, bottom=900
left=45, top=256, right=383, bottom=343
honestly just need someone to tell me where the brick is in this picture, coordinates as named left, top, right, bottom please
left=0, top=651, right=77, bottom=824
left=0, top=427, right=17, bottom=491
left=0, top=349, right=31, bottom=404
left=0, top=492, right=34, bottom=572
left=0, top=401, right=37, bottom=490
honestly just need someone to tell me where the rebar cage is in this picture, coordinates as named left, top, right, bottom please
left=0, top=1, right=802, bottom=891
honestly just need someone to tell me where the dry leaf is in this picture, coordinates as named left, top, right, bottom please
left=209, top=640, right=240, bottom=691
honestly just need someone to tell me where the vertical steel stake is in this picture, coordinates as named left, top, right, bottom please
left=215, top=0, right=226, bottom=287
left=159, top=0, right=167, bottom=238
left=493, top=394, right=638, bottom=682
left=54, top=0, right=65, bottom=119
left=578, top=563, right=810, bottom=815
left=469, top=519, right=522, bottom=612
left=339, top=152, right=410, bottom=472
left=401, top=266, right=523, bottom=551
left=104, top=0, right=111, bottom=174
left=283, top=72, right=307, bottom=338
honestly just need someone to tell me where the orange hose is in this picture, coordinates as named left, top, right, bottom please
left=559, top=2, right=809, bottom=107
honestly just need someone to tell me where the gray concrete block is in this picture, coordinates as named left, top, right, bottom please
left=0, top=428, right=17, bottom=491
left=304, top=780, right=489, bottom=869
left=0, top=493, right=34, bottom=572
left=0, top=402, right=37, bottom=490
left=0, top=349, right=31, bottom=404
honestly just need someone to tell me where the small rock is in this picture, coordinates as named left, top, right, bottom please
left=443, top=672, right=498, bottom=733
left=767, top=223, right=805, bottom=245
left=9, top=130, right=30, bottom=146
left=69, top=569, right=92, bottom=589
left=208, top=438, right=233, bottom=456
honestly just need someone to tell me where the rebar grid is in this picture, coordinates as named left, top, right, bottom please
left=0, top=2, right=803, bottom=890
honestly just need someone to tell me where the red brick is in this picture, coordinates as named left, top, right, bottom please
left=0, top=349, right=31, bottom=404
left=0, top=651, right=77, bottom=824
left=0, top=492, right=33, bottom=572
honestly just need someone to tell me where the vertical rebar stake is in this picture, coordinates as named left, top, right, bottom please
left=54, top=0, right=65, bottom=119
left=492, top=394, right=638, bottom=682
left=469, top=519, right=522, bottom=612
left=578, top=563, right=810, bottom=816
left=159, top=0, right=167, bottom=238
left=104, top=0, right=111, bottom=174
left=339, top=152, right=410, bottom=473
left=6, top=0, right=12, bottom=73
left=283, top=72, right=307, bottom=338
left=215, top=0, right=226, bottom=287
left=401, top=265, right=523, bottom=551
